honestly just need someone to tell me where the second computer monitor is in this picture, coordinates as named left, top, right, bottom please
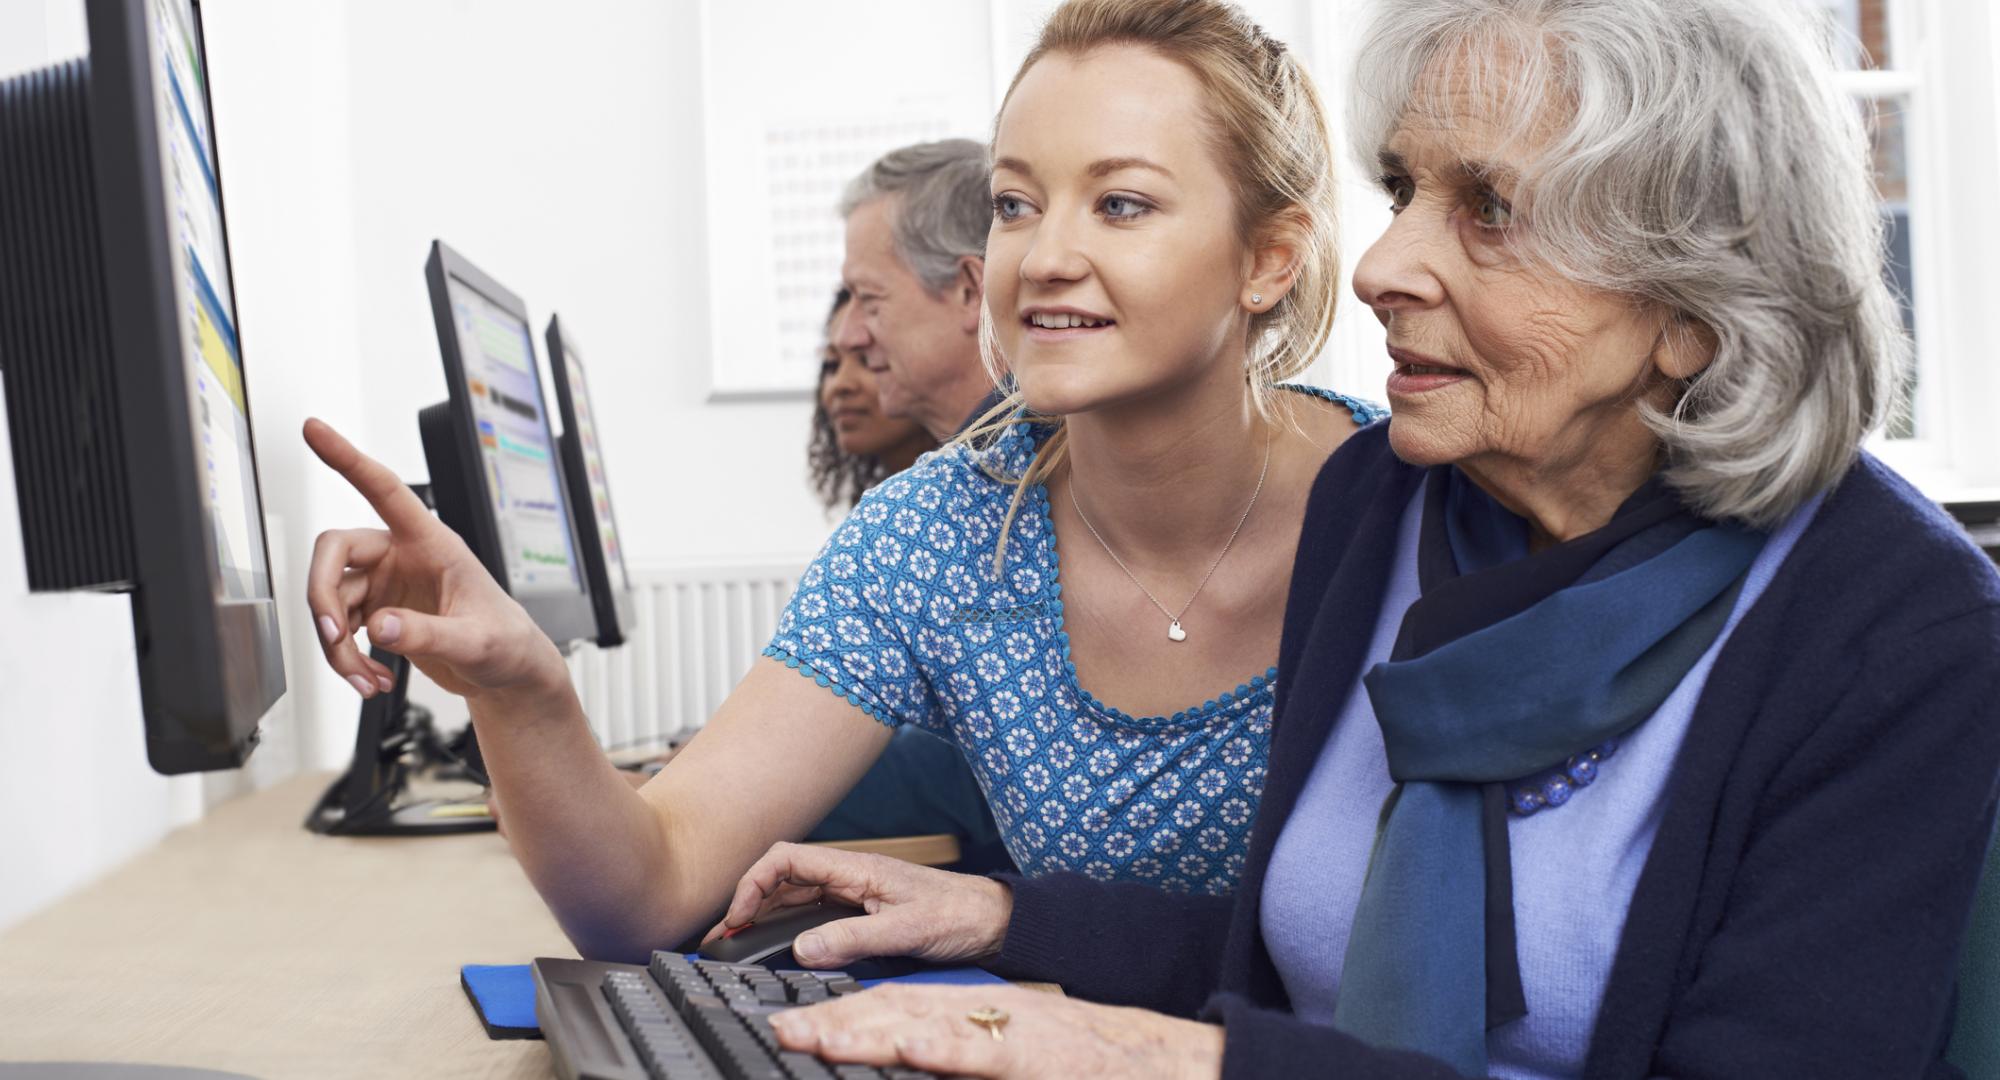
left=420, top=240, right=596, bottom=648
left=546, top=315, right=633, bottom=648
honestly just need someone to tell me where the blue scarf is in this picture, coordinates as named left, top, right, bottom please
left=1330, top=468, right=1766, bottom=1075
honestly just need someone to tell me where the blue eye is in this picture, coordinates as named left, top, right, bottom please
left=1101, top=194, right=1149, bottom=220
left=993, top=194, right=1029, bottom=221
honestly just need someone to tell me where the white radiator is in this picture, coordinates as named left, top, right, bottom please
left=564, top=560, right=806, bottom=753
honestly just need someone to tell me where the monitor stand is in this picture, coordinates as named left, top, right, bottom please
left=304, top=645, right=496, bottom=836
left=304, top=480, right=496, bottom=836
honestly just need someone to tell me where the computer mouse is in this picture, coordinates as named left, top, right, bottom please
left=698, top=900, right=869, bottom=967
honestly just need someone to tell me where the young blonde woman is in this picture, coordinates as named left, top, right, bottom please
left=301, top=0, right=1379, bottom=963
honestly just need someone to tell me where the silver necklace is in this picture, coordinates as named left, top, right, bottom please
left=1066, top=427, right=1273, bottom=643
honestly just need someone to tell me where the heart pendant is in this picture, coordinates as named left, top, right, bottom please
left=1167, top=620, right=1187, bottom=642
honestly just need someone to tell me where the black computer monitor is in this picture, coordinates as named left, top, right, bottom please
left=546, top=315, right=634, bottom=648
left=308, top=243, right=596, bottom=836
left=419, top=241, right=596, bottom=648
left=0, top=0, right=283, bottom=774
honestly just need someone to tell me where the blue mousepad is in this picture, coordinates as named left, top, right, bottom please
left=461, top=964, right=542, bottom=1039
left=460, top=959, right=1006, bottom=1040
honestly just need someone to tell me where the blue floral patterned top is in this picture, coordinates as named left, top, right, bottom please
left=765, top=385, right=1387, bottom=895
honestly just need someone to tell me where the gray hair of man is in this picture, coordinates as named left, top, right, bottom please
left=1350, top=0, right=1908, bottom=528
left=839, top=138, right=993, bottom=294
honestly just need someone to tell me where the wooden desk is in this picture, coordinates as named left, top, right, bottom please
left=0, top=773, right=1030, bottom=1078
left=0, top=773, right=574, bottom=1078
left=812, top=833, right=959, bottom=866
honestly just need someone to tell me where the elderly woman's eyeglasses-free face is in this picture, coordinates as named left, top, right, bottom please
left=1350, top=69, right=1710, bottom=516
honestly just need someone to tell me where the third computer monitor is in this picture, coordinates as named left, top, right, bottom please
left=420, top=240, right=596, bottom=649
left=545, top=315, right=633, bottom=648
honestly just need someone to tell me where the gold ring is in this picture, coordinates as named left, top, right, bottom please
left=966, top=1005, right=1010, bottom=1042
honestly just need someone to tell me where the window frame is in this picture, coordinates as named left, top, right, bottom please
left=1857, top=0, right=2000, bottom=499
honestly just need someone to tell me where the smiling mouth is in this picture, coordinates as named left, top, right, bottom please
left=1023, top=312, right=1115, bottom=331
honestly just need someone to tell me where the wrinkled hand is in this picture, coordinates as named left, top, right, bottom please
left=707, top=842, right=1012, bottom=969
left=301, top=418, right=569, bottom=704
left=770, top=983, right=1224, bottom=1080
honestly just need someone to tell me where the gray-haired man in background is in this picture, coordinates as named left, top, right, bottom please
left=834, top=139, right=1000, bottom=442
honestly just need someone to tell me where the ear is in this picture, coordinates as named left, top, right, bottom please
left=1652, top=312, right=1718, bottom=381
left=954, top=256, right=985, bottom=334
left=1242, top=212, right=1308, bottom=314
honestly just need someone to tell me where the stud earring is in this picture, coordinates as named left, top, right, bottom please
left=1251, top=293, right=1263, bottom=306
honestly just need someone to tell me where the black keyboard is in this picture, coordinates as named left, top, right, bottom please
left=533, top=952, right=942, bottom=1080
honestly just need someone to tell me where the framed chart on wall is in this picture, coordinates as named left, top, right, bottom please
left=697, top=0, right=1000, bottom=399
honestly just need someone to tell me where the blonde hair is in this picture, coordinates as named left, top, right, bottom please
left=964, top=0, right=1342, bottom=573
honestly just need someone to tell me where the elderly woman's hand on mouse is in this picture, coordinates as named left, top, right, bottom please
left=770, top=982, right=1224, bottom=1080
left=706, top=842, right=1013, bottom=968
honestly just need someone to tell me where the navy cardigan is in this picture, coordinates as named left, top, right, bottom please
left=990, top=424, right=2000, bottom=1078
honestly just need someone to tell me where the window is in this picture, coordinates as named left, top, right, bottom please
left=1806, top=0, right=1927, bottom=440
left=1809, top=0, right=2000, bottom=496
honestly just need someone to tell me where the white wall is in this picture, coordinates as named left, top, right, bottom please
left=323, top=0, right=839, bottom=729
left=334, top=0, right=831, bottom=568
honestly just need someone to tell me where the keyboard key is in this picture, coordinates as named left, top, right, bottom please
left=777, top=1052, right=837, bottom=1080
left=721, top=1052, right=786, bottom=1079
left=547, top=957, right=945, bottom=1080
left=653, top=954, right=696, bottom=977
left=740, top=1027, right=788, bottom=1060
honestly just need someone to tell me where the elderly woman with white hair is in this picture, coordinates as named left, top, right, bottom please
left=709, top=0, right=2000, bottom=1077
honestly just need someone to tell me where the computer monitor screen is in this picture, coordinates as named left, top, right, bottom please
left=441, top=279, right=581, bottom=596
left=561, top=347, right=627, bottom=593
left=0, top=0, right=287, bottom=771
left=546, top=316, right=633, bottom=647
left=155, top=0, right=270, bottom=604
left=419, top=241, right=595, bottom=649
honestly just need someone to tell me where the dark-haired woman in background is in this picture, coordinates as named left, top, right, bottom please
left=809, top=288, right=935, bottom=511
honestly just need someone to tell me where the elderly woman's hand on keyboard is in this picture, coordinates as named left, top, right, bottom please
left=769, top=983, right=1224, bottom=1080
left=707, top=842, right=1013, bottom=968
